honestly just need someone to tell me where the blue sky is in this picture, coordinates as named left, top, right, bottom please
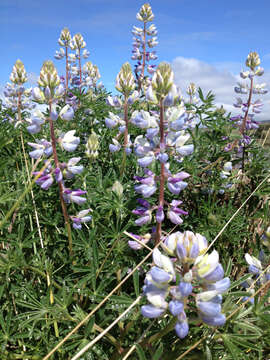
left=2, top=0, right=270, bottom=119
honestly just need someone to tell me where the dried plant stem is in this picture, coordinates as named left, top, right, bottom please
left=71, top=296, right=142, bottom=360
left=42, top=242, right=160, bottom=360
left=207, top=172, right=270, bottom=252
left=122, top=320, right=156, bottom=360
left=0, top=157, right=46, bottom=231
left=48, top=101, right=73, bottom=256
left=156, top=100, right=165, bottom=244
left=262, top=127, right=270, bottom=147
left=20, top=131, right=44, bottom=248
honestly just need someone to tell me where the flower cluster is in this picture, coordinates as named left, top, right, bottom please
left=131, top=3, right=158, bottom=89
left=28, top=61, right=91, bottom=230
left=130, top=63, right=194, bottom=244
left=54, top=28, right=102, bottom=97
left=141, top=231, right=230, bottom=338
left=105, top=62, right=138, bottom=155
left=226, top=52, right=267, bottom=154
left=3, top=60, right=35, bottom=126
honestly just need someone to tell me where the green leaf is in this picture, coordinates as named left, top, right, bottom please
left=133, top=270, right=140, bottom=298
left=222, top=335, right=244, bottom=359
left=135, top=344, right=147, bottom=360
left=153, top=343, right=163, bottom=360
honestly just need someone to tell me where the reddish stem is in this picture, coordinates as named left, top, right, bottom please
left=156, top=100, right=165, bottom=244
left=139, top=22, right=147, bottom=91
left=241, top=77, right=253, bottom=135
left=65, top=45, right=69, bottom=95
left=48, top=100, right=73, bottom=255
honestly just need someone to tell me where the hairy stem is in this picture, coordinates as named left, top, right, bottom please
left=120, top=98, right=129, bottom=178
left=156, top=100, right=165, bottom=244
left=48, top=100, right=73, bottom=255
left=65, top=45, right=69, bottom=95
left=240, top=77, right=253, bottom=172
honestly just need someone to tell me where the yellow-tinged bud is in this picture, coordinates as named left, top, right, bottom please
left=71, top=33, right=86, bottom=50
left=136, top=3, right=154, bottom=22
left=86, top=131, right=99, bottom=160
left=61, top=27, right=71, bottom=42
left=10, top=59, right=27, bottom=84
left=187, top=83, right=196, bottom=96
left=112, top=181, right=123, bottom=197
left=38, top=60, right=60, bottom=90
left=115, top=62, right=135, bottom=97
left=152, top=62, right=173, bottom=100
left=246, top=51, right=260, bottom=70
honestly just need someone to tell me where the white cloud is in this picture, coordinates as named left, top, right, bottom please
left=171, top=56, right=270, bottom=121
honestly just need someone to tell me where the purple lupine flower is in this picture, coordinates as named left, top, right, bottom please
left=63, top=188, right=87, bottom=205
left=54, top=167, right=63, bottom=182
left=28, top=139, right=53, bottom=159
left=71, top=209, right=92, bottom=229
left=64, top=157, right=84, bottom=179
left=36, top=174, right=54, bottom=190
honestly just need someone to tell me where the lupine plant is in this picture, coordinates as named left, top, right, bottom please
left=226, top=51, right=267, bottom=170
left=130, top=63, right=194, bottom=245
left=29, top=60, right=91, bottom=254
left=1, top=3, right=270, bottom=360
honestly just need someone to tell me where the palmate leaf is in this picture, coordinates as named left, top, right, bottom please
left=136, top=343, right=147, bottom=360
left=222, top=335, right=245, bottom=359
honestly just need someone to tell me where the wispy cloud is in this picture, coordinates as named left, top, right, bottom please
left=172, top=56, right=270, bottom=121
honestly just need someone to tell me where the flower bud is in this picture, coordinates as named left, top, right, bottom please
left=58, top=27, right=71, bottom=46
left=246, top=51, right=260, bottom=71
left=86, top=131, right=99, bottom=160
left=71, top=33, right=86, bottom=50
left=152, top=62, right=173, bottom=100
left=38, top=61, right=60, bottom=91
left=112, top=181, right=123, bottom=197
left=115, top=62, right=135, bottom=96
left=136, top=3, right=154, bottom=22
left=10, top=59, right=27, bottom=85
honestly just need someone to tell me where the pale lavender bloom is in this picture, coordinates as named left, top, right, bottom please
left=178, top=282, right=193, bottom=297
left=54, top=167, right=63, bottom=182
left=28, top=139, right=52, bottom=159
left=176, top=144, right=194, bottom=156
left=109, top=139, right=121, bottom=153
left=207, top=277, right=230, bottom=293
left=175, top=320, right=189, bottom=339
left=65, top=157, right=84, bottom=179
left=36, top=174, right=54, bottom=190
left=203, top=264, right=224, bottom=282
left=59, top=104, right=74, bottom=121
left=63, top=189, right=87, bottom=205
left=197, top=301, right=222, bottom=317
left=200, top=313, right=226, bottom=327
left=138, top=155, right=155, bottom=167
left=71, top=209, right=92, bottom=229
left=169, top=300, right=184, bottom=316
left=141, top=305, right=165, bottom=318
left=156, top=206, right=164, bottom=223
